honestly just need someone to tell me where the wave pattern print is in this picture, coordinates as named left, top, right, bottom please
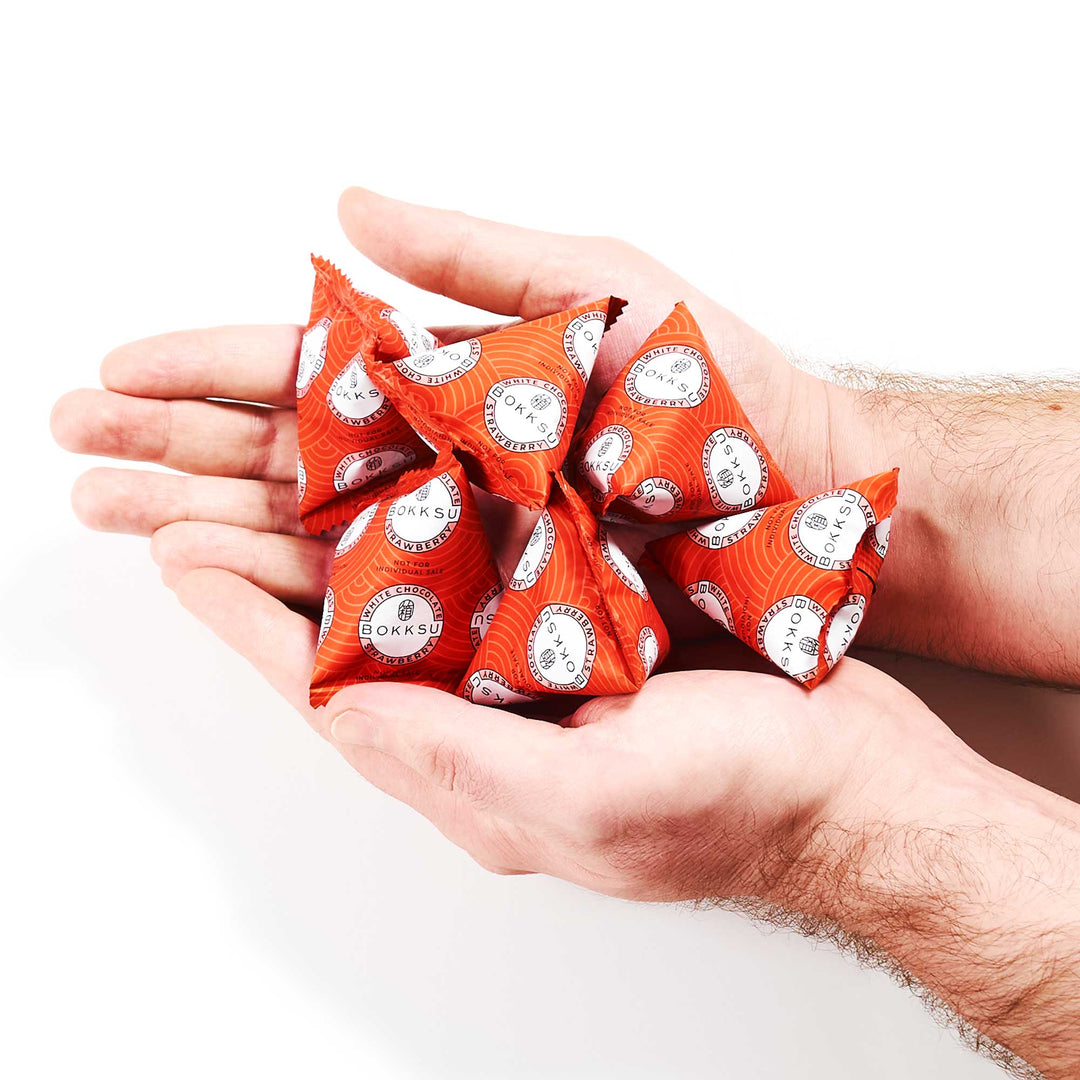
left=648, top=470, right=898, bottom=687
left=309, top=453, right=501, bottom=707
left=368, top=297, right=625, bottom=510
left=459, top=473, right=670, bottom=706
left=569, top=302, right=797, bottom=523
left=296, top=256, right=440, bottom=535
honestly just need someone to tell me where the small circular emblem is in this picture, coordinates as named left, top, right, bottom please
left=296, top=317, right=329, bottom=397
left=688, top=508, right=766, bottom=550
left=462, top=669, right=538, bottom=706
left=484, top=378, right=568, bottom=453
left=579, top=424, right=633, bottom=493
left=395, top=338, right=481, bottom=385
left=789, top=488, right=876, bottom=570
left=333, top=445, right=417, bottom=492
left=527, top=604, right=597, bottom=691
left=873, top=515, right=891, bottom=559
left=383, top=471, right=462, bottom=552
left=327, top=355, right=391, bottom=426
left=637, top=626, right=660, bottom=677
left=469, top=583, right=504, bottom=649
left=296, top=452, right=307, bottom=501
left=702, top=427, right=768, bottom=511
left=335, top=502, right=381, bottom=557
left=599, top=528, right=649, bottom=599
left=562, top=310, right=607, bottom=382
left=685, top=580, right=733, bottom=633
left=625, top=345, right=711, bottom=408
left=626, top=476, right=683, bottom=517
left=358, top=584, right=443, bottom=665
left=824, top=593, right=867, bottom=667
left=380, top=307, right=437, bottom=357
left=509, top=510, right=556, bottom=590
left=317, top=587, right=335, bottom=646
left=756, top=594, right=828, bottom=682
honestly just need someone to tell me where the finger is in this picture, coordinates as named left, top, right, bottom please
left=100, top=325, right=302, bottom=407
left=52, top=389, right=297, bottom=480
left=327, top=681, right=578, bottom=820
left=173, top=567, right=317, bottom=712
left=70, top=468, right=305, bottom=537
left=338, top=186, right=611, bottom=318
left=428, top=321, right=513, bottom=342
left=151, top=521, right=332, bottom=606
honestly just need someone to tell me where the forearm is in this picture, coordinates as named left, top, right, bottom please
left=821, top=374, right=1080, bottom=684
left=767, top=743, right=1080, bottom=1077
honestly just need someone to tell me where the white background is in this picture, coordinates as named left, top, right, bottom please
left=4, top=2, right=1079, bottom=1077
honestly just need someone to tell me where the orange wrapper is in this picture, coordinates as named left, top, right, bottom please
left=648, top=470, right=897, bottom=687
left=296, top=256, right=442, bottom=535
left=309, top=454, right=502, bottom=707
left=572, top=302, right=796, bottom=522
left=460, top=473, right=670, bottom=706
left=368, top=298, right=625, bottom=510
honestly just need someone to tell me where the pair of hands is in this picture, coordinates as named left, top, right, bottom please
left=51, top=188, right=956, bottom=902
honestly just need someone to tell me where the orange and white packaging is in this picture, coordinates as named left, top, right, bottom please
left=296, top=256, right=442, bottom=535
left=460, top=473, right=670, bottom=706
left=368, top=298, right=625, bottom=510
left=648, top=470, right=898, bottom=687
left=572, top=302, right=796, bottom=522
left=309, top=453, right=502, bottom=707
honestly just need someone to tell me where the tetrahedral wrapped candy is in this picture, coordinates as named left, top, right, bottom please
left=309, top=453, right=502, bottom=707
left=648, top=471, right=898, bottom=687
left=459, top=472, right=671, bottom=706
left=572, top=302, right=796, bottom=522
left=297, top=256, right=442, bottom=535
left=368, top=298, right=625, bottom=510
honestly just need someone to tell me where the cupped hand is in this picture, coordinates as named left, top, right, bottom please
left=50, top=187, right=840, bottom=623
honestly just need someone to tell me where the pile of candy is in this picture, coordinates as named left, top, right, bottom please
left=296, top=257, right=897, bottom=708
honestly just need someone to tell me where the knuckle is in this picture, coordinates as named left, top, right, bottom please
left=427, top=738, right=498, bottom=807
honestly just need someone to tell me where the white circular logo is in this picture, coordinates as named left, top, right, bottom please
left=756, top=595, right=828, bottom=682
left=637, top=626, right=660, bottom=677
left=333, top=445, right=417, bottom=492
left=296, top=317, right=329, bottom=397
left=335, top=502, right=380, bottom=557
left=395, top=338, right=481, bottom=385
left=688, top=508, right=766, bottom=550
left=327, top=356, right=390, bottom=426
left=318, top=587, right=335, bottom=646
left=599, top=528, right=648, bottom=599
left=509, top=510, right=556, bottom=590
left=527, top=604, right=597, bottom=691
left=462, top=669, right=537, bottom=706
left=825, top=593, right=867, bottom=668
left=626, top=476, right=682, bottom=517
left=383, top=471, right=461, bottom=552
left=562, top=311, right=607, bottom=382
left=874, top=515, right=891, bottom=559
left=685, top=580, right=733, bottom=633
left=358, top=585, right=443, bottom=665
left=296, top=452, right=307, bottom=501
left=789, top=489, right=876, bottom=571
left=625, top=345, right=710, bottom=408
left=484, top=378, right=568, bottom=453
left=579, top=424, right=632, bottom=493
left=380, top=307, right=437, bottom=356
left=702, top=427, right=768, bottom=511
left=469, top=583, right=504, bottom=649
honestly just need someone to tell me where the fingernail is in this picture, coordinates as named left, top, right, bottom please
left=330, top=709, right=377, bottom=745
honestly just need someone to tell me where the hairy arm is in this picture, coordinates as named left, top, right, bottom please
left=822, top=373, right=1080, bottom=684
left=748, top=739, right=1080, bottom=1078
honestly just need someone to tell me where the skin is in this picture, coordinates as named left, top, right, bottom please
left=51, top=188, right=1080, bottom=1077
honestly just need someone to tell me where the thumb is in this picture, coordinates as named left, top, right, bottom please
left=328, top=681, right=575, bottom=816
left=337, top=186, right=607, bottom=319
